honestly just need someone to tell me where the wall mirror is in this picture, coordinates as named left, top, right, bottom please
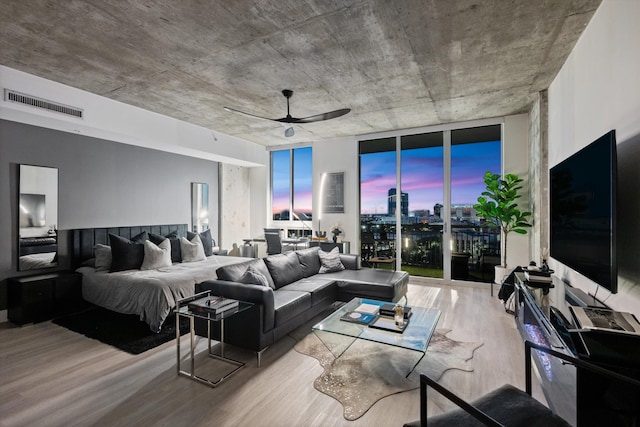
left=191, top=182, right=209, bottom=233
left=18, top=164, right=59, bottom=271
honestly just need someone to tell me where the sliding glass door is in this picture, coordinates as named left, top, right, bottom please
left=359, top=124, right=501, bottom=282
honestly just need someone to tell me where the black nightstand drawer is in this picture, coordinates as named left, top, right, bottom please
left=8, top=272, right=83, bottom=325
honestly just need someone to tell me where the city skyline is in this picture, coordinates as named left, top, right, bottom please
left=361, top=140, right=501, bottom=214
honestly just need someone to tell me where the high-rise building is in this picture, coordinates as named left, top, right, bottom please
left=388, top=188, right=408, bottom=216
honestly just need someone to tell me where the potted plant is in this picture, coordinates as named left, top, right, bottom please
left=473, top=172, right=532, bottom=282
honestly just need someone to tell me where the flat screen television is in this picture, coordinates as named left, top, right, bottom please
left=19, top=193, right=46, bottom=228
left=550, top=130, right=617, bottom=293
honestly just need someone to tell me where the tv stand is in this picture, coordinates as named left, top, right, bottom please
left=514, top=273, right=640, bottom=426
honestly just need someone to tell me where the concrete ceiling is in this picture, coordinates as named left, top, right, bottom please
left=1, top=0, right=601, bottom=147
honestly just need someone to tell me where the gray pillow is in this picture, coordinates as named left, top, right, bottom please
left=296, top=247, right=321, bottom=278
left=141, top=238, right=172, bottom=270
left=93, top=244, right=112, bottom=272
left=318, top=247, right=345, bottom=273
left=264, top=251, right=303, bottom=288
left=237, top=266, right=269, bottom=287
left=216, top=259, right=276, bottom=289
left=187, top=229, right=214, bottom=256
left=180, top=234, right=206, bottom=262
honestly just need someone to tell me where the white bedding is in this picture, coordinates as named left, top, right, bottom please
left=77, top=255, right=250, bottom=332
left=19, top=252, right=57, bottom=270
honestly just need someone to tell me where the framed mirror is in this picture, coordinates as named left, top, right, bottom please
left=191, top=182, right=209, bottom=233
left=18, top=164, right=59, bottom=271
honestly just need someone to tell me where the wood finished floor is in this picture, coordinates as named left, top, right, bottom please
left=0, top=281, right=543, bottom=427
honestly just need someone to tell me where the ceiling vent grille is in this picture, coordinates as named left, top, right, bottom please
left=4, top=89, right=83, bottom=118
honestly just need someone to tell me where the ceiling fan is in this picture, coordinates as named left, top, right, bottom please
left=223, top=89, right=351, bottom=137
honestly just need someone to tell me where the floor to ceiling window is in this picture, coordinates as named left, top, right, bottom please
left=271, top=146, right=312, bottom=223
left=359, top=124, right=501, bottom=282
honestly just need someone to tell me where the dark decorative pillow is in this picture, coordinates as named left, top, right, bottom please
left=109, top=231, right=148, bottom=272
left=187, top=229, right=214, bottom=257
left=318, top=247, right=345, bottom=273
left=237, top=266, right=270, bottom=287
left=296, top=247, right=321, bottom=278
left=216, top=258, right=276, bottom=289
left=264, top=252, right=304, bottom=288
left=150, top=230, right=181, bottom=263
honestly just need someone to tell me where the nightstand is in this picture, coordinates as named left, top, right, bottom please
left=8, top=271, right=83, bottom=325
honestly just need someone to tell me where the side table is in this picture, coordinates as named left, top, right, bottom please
left=174, top=291, right=253, bottom=387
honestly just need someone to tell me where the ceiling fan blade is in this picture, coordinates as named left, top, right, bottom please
left=223, top=106, right=275, bottom=122
left=274, top=108, right=352, bottom=124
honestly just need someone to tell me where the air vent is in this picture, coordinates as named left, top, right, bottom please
left=4, top=89, right=83, bottom=118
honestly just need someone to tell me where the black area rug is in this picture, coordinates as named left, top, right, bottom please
left=53, top=306, right=189, bottom=355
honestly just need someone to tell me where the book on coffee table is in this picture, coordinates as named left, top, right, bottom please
left=340, top=311, right=377, bottom=325
left=369, top=315, right=409, bottom=333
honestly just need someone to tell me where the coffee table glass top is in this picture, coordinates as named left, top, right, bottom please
left=312, top=297, right=441, bottom=353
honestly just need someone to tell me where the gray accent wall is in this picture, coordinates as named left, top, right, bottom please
left=0, top=119, right=219, bottom=311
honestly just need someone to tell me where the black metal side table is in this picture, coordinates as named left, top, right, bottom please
left=174, top=291, right=253, bottom=387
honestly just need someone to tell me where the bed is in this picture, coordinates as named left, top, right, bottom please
left=72, top=224, right=250, bottom=332
left=19, top=252, right=57, bottom=270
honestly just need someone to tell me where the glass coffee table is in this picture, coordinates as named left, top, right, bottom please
left=174, top=291, right=253, bottom=388
left=312, top=297, right=441, bottom=376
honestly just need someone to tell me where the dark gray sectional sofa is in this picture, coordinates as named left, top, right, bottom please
left=196, top=246, right=408, bottom=364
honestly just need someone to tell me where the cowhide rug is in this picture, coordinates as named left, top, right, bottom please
left=293, top=328, right=483, bottom=420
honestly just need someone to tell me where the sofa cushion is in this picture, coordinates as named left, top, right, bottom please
left=283, top=277, right=337, bottom=306
left=318, top=247, right=345, bottom=273
left=296, top=247, right=321, bottom=277
left=321, top=269, right=409, bottom=302
left=264, top=252, right=304, bottom=289
left=238, top=266, right=270, bottom=287
left=273, top=290, right=312, bottom=326
left=216, top=258, right=276, bottom=289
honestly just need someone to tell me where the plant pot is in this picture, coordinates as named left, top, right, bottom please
left=494, top=266, right=513, bottom=285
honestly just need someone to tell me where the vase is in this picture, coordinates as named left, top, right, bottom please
left=494, top=265, right=513, bottom=285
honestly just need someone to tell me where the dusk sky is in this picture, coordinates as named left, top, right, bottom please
left=361, top=141, right=501, bottom=214
left=273, top=141, right=500, bottom=217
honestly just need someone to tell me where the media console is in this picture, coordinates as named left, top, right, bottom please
left=514, top=273, right=640, bottom=426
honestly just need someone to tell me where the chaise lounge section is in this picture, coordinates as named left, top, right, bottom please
left=196, top=246, right=408, bottom=364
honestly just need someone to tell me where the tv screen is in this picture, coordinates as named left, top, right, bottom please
left=19, top=193, right=46, bottom=228
left=550, top=130, right=617, bottom=293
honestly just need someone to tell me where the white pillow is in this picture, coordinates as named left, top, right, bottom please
left=94, top=244, right=112, bottom=272
left=180, top=234, right=206, bottom=262
left=141, top=238, right=172, bottom=270
left=318, top=247, right=345, bottom=273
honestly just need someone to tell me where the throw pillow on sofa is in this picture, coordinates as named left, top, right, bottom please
left=318, top=247, right=345, bottom=273
left=296, top=246, right=321, bottom=278
left=237, top=266, right=270, bottom=287
left=263, top=251, right=304, bottom=288
left=216, top=258, right=276, bottom=289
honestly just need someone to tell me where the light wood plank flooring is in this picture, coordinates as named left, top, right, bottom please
left=0, top=281, right=542, bottom=427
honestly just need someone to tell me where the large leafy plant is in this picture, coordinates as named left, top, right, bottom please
left=473, top=172, right=532, bottom=268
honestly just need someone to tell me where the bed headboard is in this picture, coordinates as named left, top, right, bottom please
left=71, top=224, right=189, bottom=268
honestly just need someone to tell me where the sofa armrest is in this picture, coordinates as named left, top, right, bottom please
left=198, top=279, right=275, bottom=331
left=339, top=253, right=361, bottom=270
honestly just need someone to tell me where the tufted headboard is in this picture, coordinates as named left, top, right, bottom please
left=71, top=224, right=189, bottom=268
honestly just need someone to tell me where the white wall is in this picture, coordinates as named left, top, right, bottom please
left=547, top=0, right=640, bottom=314
left=503, top=114, right=531, bottom=269
left=0, top=66, right=265, bottom=167
left=312, top=136, right=360, bottom=251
